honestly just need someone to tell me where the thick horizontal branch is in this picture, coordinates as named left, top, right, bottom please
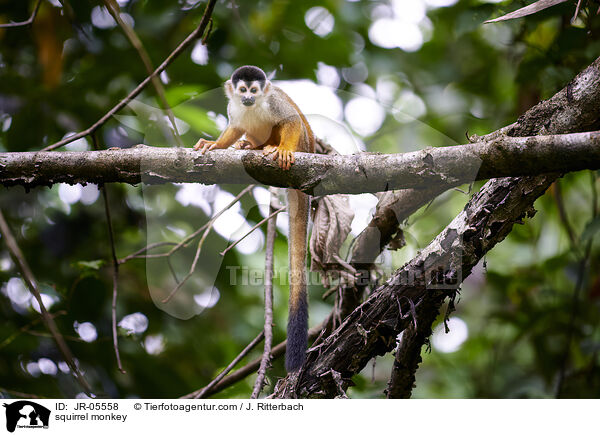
left=1, top=131, right=599, bottom=194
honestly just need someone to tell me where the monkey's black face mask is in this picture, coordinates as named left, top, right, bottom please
left=241, top=96, right=255, bottom=106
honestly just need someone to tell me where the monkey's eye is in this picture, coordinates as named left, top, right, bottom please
left=250, top=88, right=257, bottom=94
left=240, top=87, right=247, bottom=93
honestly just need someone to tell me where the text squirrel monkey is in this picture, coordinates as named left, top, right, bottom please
left=194, top=66, right=315, bottom=372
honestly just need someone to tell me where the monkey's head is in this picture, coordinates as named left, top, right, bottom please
left=225, top=65, right=271, bottom=107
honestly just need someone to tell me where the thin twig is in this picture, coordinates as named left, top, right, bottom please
left=192, top=332, right=265, bottom=399
left=92, top=133, right=125, bottom=373
left=220, top=205, right=287, bottom=256
left=0, top=311, right=66, bottom=350
left=119, top=185, right=254, bottom=264
left=555, top=241, right=592, bottom=397
left=161, top=223, right=212, bottom=303
left=102, top=186, right=125, bottom=373
left=181, top=317, right=332, bottom=398
left=117, top=241, right=177, bottom=264
left=0, top=388, right=44, bottom=399
left=160, top=184, right=256, bottom=304
left=251, top=189, right=278, bottom=398
left=555, top=171, right=598, bottom=397
left=42, top=0, right=217, bottom=151
left=0, top=0, right=42, bottom=28
left=553, top=180, right=578, bottom=249
left=572, top=0, right=584, bottom=22
left=103, top=0, right=183, bottom=147
left=201, top=18, right=213, bottom=44
left=0, top=210, right=92, bottom=395
left=26, top=331, right=87, bottom=342
left=591, top=172, right=598, bottom=218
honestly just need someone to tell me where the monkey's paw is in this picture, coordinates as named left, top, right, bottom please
left=262, top=145, right=278, bottom=156
left=263, top=146, right=294, bottom=171
left=193, top=138, right=217, bottom=154
left=234, top=139, right=253, bottom=150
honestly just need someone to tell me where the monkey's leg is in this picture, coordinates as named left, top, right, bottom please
left=234, top=139, right=253, bottom=149
left=235, top=134, right=264, bottom=150
left=286, top=188, right=310, bottom=372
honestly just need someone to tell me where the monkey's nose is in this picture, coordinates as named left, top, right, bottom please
left=242, top=97, right=255, bottom=106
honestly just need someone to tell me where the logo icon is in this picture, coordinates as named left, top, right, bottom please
left=3, top=401, right=50, bottom=433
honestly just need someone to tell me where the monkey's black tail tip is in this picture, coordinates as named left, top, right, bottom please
left=285, top=299, right=308, bottom=372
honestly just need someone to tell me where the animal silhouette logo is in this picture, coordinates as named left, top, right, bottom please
left=3, top=401, right=50, bottom=432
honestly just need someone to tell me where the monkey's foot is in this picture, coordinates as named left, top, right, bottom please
left=234, top=139, right=253, bottom=150
left=263, top=146, right=294, bottom=171
left=193, top=138, right=217, bottom=154
left=262, top=145, right=278, bottom=156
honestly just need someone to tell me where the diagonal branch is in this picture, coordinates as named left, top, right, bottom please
left=0, top=210, right=93, bottom=395
left=190, top=331, right=265, bottom=399
left=274, top=173, right=557, bottom=398
left=338, top=53, right=600, bottom=399
left=118, top=185, right=254, bottom=264
left=0, top=0, right=42, bottom=28
left=181, top=317, right=332, bottom=399
left=103, top=0, right=183, bottom=147
left=41, top=0, right=217, bottom=151
left=220, top=205, right=287, bottom=257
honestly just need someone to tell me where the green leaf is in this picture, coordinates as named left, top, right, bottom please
left=172, top=105, right=219, bottom=136
left=74, top=260, right=106, bottom=271
left=164, top=85, right=206, bottom=107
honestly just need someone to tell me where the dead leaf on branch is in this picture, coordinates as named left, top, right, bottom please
left=485, top=0, right=568, bottom=23
left=310, top=195, right=355, bottom=286
left=388, top=230, right=406, bottom=251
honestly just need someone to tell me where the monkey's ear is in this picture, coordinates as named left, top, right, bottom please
left=224, top=80, right=234, bottom=98
left=263, top=80, right=271, bottom=94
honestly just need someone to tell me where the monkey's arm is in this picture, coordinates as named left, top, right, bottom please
left=193, top=126, right=243, bottom=153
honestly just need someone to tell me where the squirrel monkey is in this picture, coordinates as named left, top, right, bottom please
left=194, top=66, right=315, bottom=372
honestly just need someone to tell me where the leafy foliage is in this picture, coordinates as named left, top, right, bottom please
left=0, top=0, right=599, bottom=398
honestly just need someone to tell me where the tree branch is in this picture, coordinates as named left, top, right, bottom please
left=103, top=0, right=184, bottom=147
left=271, top=54, right=600, bottom=399
left=0, top=0, right=42, bottom=28
left=273, top=173, right=556, bottom=398
left=251, top=189, right=278, bottom=398
left=2, top=131, right=600, bottom=193
left=0, top=210, right=93, bottom=395
left=181, top=317, right=332, bottom=398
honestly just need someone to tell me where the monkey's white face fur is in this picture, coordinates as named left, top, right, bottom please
left=225, top=79, right=277, bottom=137
left=225, top=79, right=271, bottom=107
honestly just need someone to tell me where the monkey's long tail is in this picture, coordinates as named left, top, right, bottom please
left=285, top=189, right=309, bottom=372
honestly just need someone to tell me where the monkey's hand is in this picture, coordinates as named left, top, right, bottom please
left=193, top=138, right=228, bottom=154
left=193, top=138, right=215, bottom=153
left=263, top=145, right=295, bottom=171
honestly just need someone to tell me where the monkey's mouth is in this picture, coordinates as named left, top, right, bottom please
left=242, top=97, right=255, bottom=106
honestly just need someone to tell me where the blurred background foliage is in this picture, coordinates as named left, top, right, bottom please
left=0, top=0, right=599, bottom=399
